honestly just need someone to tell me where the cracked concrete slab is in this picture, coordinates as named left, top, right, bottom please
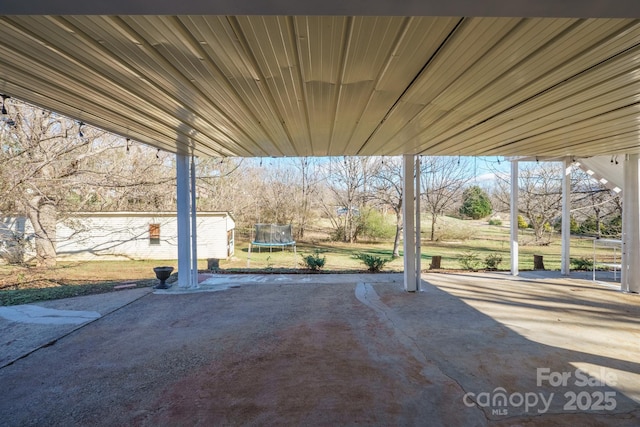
left=0, top=272, right=637, bottom=426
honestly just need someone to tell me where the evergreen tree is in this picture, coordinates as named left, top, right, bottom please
left=459, top=186, right=492, bottom=219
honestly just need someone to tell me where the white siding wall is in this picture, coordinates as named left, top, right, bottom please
left=8, top=212, right=234, bottom=261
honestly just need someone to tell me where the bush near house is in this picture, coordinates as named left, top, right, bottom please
left=354, top=253, right=391, bottom=272
left=459, top=251, right=482, bottom=271
left=570, top=257, right=593, bottom=271
left=300, top=250, right=326, bottom=271
left=484, top=253, right=503, bottom=270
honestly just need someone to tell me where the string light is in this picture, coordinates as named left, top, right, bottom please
left=1, top=95, right=8, bottom=116
left=0, top=94, right=15, bottom=126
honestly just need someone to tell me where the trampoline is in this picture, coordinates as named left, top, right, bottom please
left=247, top=224, right=296, bottom=266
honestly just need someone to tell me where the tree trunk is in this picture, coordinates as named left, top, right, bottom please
left=346, top=211, right=354, bottom=244
left=430, top=256, right=442, bottom=269
left=533, top=255, right=545, bottom=270
left=27, top=196, right=57, bottom=267
left=393, top=222, right=401, bottom=258
left=532, top=219, right=543, bottom=241
left=430, top=214, right=437, bottom=241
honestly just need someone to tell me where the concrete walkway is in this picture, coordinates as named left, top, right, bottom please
left=0, top=287, right=152, bottom=369
left=0, top=272, right=638, bottom=426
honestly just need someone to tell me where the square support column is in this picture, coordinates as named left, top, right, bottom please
left=403, top=155, right=418, bottom=292
left=190, top=155, right=199, bottom=284
left=415, top=156, right=421, bottom=291
left=176, top=153, right=198, bottom=288
left=510, top=160, right=519, bottom=276
left=622, top=154, right=640, bottom=293
left=561, top=158, right=571, bottom=275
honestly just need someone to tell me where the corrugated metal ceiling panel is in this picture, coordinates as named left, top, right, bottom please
left=1, top=15, right=640, bottom=158
left=377, top=18, right=640, bottom=156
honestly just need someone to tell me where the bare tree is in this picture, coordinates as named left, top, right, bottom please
left=0, top=99, right=177, bottom=266
left=198, top=158, right=317, bottom=237
left=323, top=157, right=380, bottom=243
left=0, top=102, right=109, bottom=266
left=196, top=157, right=245, bottom=211
left=420, top=156, right=472, bottom=241
left=571, top=167, right=621, bottom=238
left=370, top=157, right=403, bottom=257
left=79, top=141, right=175, bottom=212
left=494, top=162, right=563, bottom=243
left=259, top=165, right=298, bottom=225
left=292, top=157, right=321, bottom=239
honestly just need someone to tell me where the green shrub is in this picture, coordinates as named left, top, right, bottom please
left=578, top=216, right=598, bottom=235
left=484, top=253, right=503, bottom=270
left=605, top=215, right=622, bottom=237
left=329, top=208, right=395, bottom=242
left=459, top=251, right=482, bottom=271
left=553, top=216, right=579, bottom=233
left=570, top=257, right=593, bottom=271
left=488, top=218, right=502, bottom=226
left=517, top=215, right=528, bottom=229
left=301, top=250, right=326, bottom=271
left=359, top=208, right=396, bottom=240
left=354, top=253, right=391, bottom=272
left=459, top=185, right=493, bottom=219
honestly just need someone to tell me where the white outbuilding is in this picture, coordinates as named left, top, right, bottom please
left=2, top=212, right=235, bottom=262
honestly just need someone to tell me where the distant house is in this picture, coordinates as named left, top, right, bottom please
left=1, top=212, right=235, bottom=262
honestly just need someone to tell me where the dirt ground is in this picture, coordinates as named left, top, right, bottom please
left=0, top=272, right=638, bottom=426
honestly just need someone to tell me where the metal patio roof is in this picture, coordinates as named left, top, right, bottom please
left=1, top=3, right=640, bottom=158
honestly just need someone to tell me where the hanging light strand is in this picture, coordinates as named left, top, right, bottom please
left=1, top=95, right=8, bottom=116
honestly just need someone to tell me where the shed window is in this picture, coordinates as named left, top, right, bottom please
left=149, top=223, right=160, bottom=245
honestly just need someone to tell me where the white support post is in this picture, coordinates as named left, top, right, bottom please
left=190, top=155, right=199, bottom=288
left=622, top=154, right=640, bottom=293
left=561, top=158, right=571, bottom=275
left=403, top=154, right=417, bottom=292
left=176, top=153, right=197, bottom=288
left=510, top=160, right=519, bottom=276
left=415, top=156, right=421, bottom=291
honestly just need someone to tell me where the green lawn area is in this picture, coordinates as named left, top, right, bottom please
left=225, top=216, right=605, bottom=272
left=0, top=215, right=616, bottom=305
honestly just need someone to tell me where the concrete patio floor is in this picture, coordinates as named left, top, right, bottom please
left=0, top=271, right=638, bottom=426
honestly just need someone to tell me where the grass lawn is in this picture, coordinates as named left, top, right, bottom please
left=0, top=260, right=173, bottom=306
left=0, top=216, right=617, bottom=306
